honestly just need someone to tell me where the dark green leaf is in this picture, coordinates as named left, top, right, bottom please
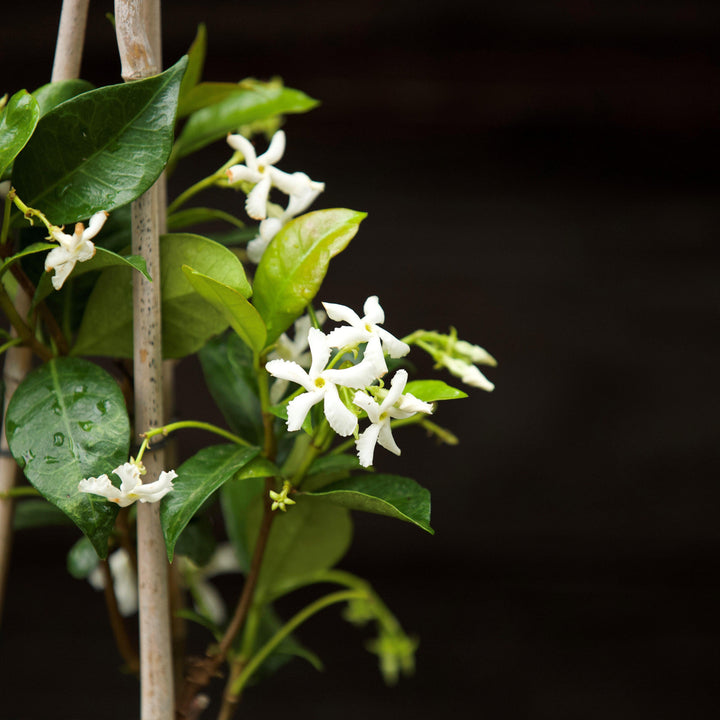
left=13, top=57, right=188, bottom=225
left=173, top=515, right=217, bottom=567
left=161, top=444, right=260, bottom=561
left=5, top=358, right=130, bottom=556
left=183, top=266, right=267, bottom=354
left=220, top=475, right=265, bottom=570
left=303, top=454, right=362, bottom=491
left=0, top=242, right=55, bottom=278
left=198, top=332, right=264, bottom=445
left=0, top=90, right=39, bottom=179
left=32, top=79, right=94, bottom=117
left=253, top=209, right=366, bottom=345
left=305, top=474, right=433, bottom=534
left=403, top=379, right=468, bottom=402
left=174, top=80, right=318, bottom=159
left=72, top=233, right=251, bottom=358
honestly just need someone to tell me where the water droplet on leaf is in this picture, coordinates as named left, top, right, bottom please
left=53, top=432, right=65, bottom=447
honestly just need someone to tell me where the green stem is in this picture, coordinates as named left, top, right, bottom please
left=0, top=284, right=52, bottom=361
left=1, top=192, right=12, bottom=246
left=230, top=590, right=365, bottom=697
left=0, top=486, right=40, bottom=499
left=0, top=337, right=23, bottom=356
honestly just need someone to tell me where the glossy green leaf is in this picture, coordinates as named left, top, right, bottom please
left=253, top=209, right=366, bottom=345
left=0, top=90, right=39, bottom=179
left=32, top=246, right=150, bottom=306
left=161, top=443, right=260, bottom=561
left=183, top=266, right=267, bottom=354
left=249, top=496, right=353, bottom=601
left=67, top=536, right=99, bottom=578
left=174, top=80, right=318, bottom=159
left=167, top=206, right=245, bottom=231
left=13, top=57, right=188, bottom=225
left=305, top=474, right=433, bottom=534
left=177, top=24, right=206, bottom=114
left=198, top=333, right=264, bottom=445
left=403, top=379, right=468, bottom=402
left=0, top=242, right=55, bottom=278
left=32, top=79, right=94, bottom=117
left=303, top=454, right=362, bottom=491
left=72, top=233, right=251, bottom=358
left=5, top=358, right=130, bottom=556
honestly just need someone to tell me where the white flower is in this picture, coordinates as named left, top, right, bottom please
left=442, top=356, right=495, bottom=392
left=247, top=217, right=283, bottom=264
left=265, top=327, right=379, bottom=436
left=45, top=210, right=108, bottom=290
left=454, top=339, right=497, bottom=366
left=268, top=311, right=326, bottom=403
left=79, top=462, right=176, bottom=507
left=352, top=369, right=433, bottom=467
left=323, top=296, right=410, bottom=376
left=88, top=548, right=138, bottom=616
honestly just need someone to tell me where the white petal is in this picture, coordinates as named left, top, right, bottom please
left=226, top=164, right=261, bottom=184
left=377, top=422, right=401, bottom=456
left=356, top=423, right=381, bottom=467
left=324, top=355, right=378, bottom=389
left=246, top=234, right=271, bottom=264
left=352, top=390, right=381, bottom=424
left=45, top=247, right=75, bottom=290
left=203, top=543, right=241, bottom=576
left=307, top=327, right=331, bottom=377
left=381, top=369, right=408, bottom=410
left=265, top=359, right=313, bottom=392
left=113, top=462, right=142, bottom=495
left=245, top=175, right=272, bottom=220
left=286, top=391, right=322, bottom=431
left=131, top=469, right=176, bottom=503
left=108, top=549, right=138, bottom=616
left=324, top=325, right=369, bottom=349
left=322, top=301, right=362, bottom=327
left=322, top=383, right=357, bottom=436
left=75, top=238, right=96, bottom=263
left=78, top=474, right=124, bottom=504
left=194, top=579, right=227, bottom=625
left=84, top=211, right=109, bottom=240
left=362, top=335, right=388, bottom=377
left=363, top=296, right=385, bottom=325
left=376, top=326, right=410, bottom=358
left=258, top=129, right=286, bottom=166
left=454, top=339, right=497, bottom=367
left=268, top=166, right=301, bottom=196
left=226, top=133, right=257, bottom=168
left=395, top=392, right=433, bottom=416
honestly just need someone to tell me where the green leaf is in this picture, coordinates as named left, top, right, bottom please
left=198, top=333, right=264, bottom=445
left=67, top=536, right=100, bottom=579
left=0, top=242, right=55, bottom=278
left=0, top=90, right=39, bottom=179
left=167, top=206, right=245, bottom=231
left=183, top=266, right=267, bottom=354
left=177, top=24, right=207, bottom=114
left=72, top=233, right=251, bottom=358
left=13, top=499, right=73, bottom=530
left=303, top=454, right=361, bottom=491
left=305, top=474, right=433, bottom=534
left=174, top=80, right=318, bottom=159
left=177, top=82, right=246, bottom=119
left=32, top=79, right=94, bottom=117
left=249, top=496, right=353, bottom=601
left=253, top=209, right=366, bottom=345
left=221, top=475, right=265, bottom=570
left=403, top=379, right=468, bottom=402
left=5, top=358, right=130, bottom=556
left=32, top=246, right=151, bottom=306
left=13, top=56, right=188, bottom=225
left=161, top=444, right=260, bottom=561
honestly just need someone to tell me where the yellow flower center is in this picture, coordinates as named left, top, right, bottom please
left=314, top=377, right=326, bottom=389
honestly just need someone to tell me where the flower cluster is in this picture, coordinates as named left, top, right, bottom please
left=225, top=129, right=324, bottom=262
left=265, top=296, right=433, bottom=467
left=78, top=460, right=176, bottom=507
left=45, top=210, right=108, bottom=290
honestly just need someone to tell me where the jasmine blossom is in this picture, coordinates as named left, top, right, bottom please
left=78, top=461, right=176, bottom=507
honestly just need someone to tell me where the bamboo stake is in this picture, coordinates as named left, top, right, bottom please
left=115, top=2, right=174, bottom=718
left=0, top=0, right=91, bottom=628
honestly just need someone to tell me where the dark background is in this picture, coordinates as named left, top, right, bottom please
left=2, top=1, right=720, bottom=718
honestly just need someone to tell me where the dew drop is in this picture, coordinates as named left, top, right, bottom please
left=44, top=456, right=59, bottom=465
left=53, top=432, right=65, bottom=447
left=96, top=400, right=109, bottom=415
left=78, top=421, right=94, bottom=432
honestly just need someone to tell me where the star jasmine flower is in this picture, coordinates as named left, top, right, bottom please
left=45, top=210, right=108, bottom=290
left=247, top=216, right=283, bottom=264
left=78, top=461, right=176, bottom=507
left=442, top=356, right=495, bottom=392
left=87, top=548, right=138, bottom=616
left=265, top=327, right=379, bottom=436
left=323, top=296, right=410, bottom=376
left=352, top=369, right=433, bottom=467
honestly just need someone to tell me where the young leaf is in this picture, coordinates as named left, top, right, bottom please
left=32, top=79, right=94, bottom=117
left=403, top=379, right=468, bottom=402
left=0, top=90, right=40, bottom=179
left=72, top=233, right=250, bottom=358
left=183, top=266, right=267, bottom=354
left=177, top=23, right=207, bottom=112
left=253, top=209, right=366, bottom=345
left=304, top=474, right=433, bottom=534
left=12, top=56, right=188, bottom=225
left=173, top=80, right=318, bottom=159
left=160, top=444, right=260, bottom=561
left=4, top=358, right=130, bottom=556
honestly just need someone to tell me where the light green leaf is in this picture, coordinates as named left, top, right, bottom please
left=72, top=233, right=251, bottom=358
left=13, top=57, right=188, bottom=225
left=183, top=266, right=267, bottom=354
left=177, top=24, right=206, bottom=115
left=173, top=80, right=318, bottom=159
left=177, top=82, right=246, bottom=119
left=249, top=496, right=353, bottom=600
left=253, top=209, right=366, bottom=345
left=5, top=358, right=130, bottom=556
left=0, top=90, right=39, bottom=179
left=32, top=79, right=94, bottom=118
left=305, top=474, right=433, bottom=534
left=161, top=444, right=260, bottom=561
left=403, top=379, right=468, bottom=402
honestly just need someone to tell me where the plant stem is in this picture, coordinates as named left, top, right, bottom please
left=166, top=157, right=238, bottom=215
left=0, top=284, right=53, bottom=361
left=141, top=420, right=252, bottom=452
left=100, top=558, right=140, bottom=673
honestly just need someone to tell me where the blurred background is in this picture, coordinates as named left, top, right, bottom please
left=2, top=1, right=720, bottom=718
